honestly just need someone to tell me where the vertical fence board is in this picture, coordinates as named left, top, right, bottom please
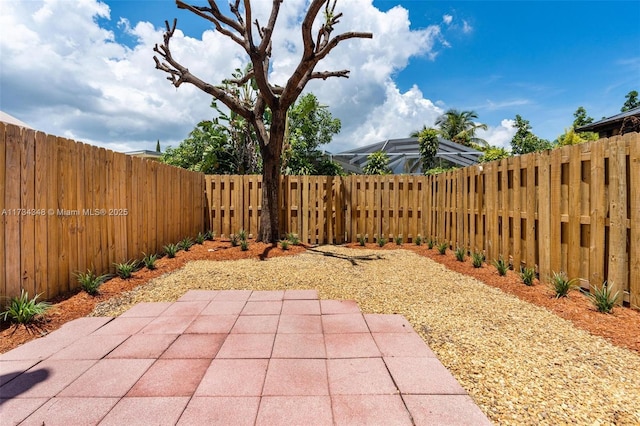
left=629, top=133, right=640, bottom=308
left=549, top=148, right=563, bottom=277
left=608, top=137, right=628, bottom=301
left=20, top=129, right=36, bottom=295
left=33, top=132, right=50, bottom=295
left=567, top=145, right=582, bottom=280
left=589, top=140, right=606, bottom=289
left=537, top=151, right=551, bottom=281
left=5, top=125, right=21, bottom=299
left=0, top=125, right=6, bottom=299
left=511, top=157, right=522, bottom=269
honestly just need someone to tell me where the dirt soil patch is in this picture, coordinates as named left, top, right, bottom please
left=2, top=241, right=639, bottom=425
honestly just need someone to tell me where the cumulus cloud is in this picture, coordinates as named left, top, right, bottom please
left=0, top=0, right=453, bottom=153
left=442, top=14, right=453, bottom=25
left=476, top=119, right=516, bottom=149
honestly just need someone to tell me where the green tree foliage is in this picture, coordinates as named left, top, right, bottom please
left=416, top=127, right=439, bottom=173
left=435, top=109, right=488, bottom=147
left=479, top=146, right=510, bottom=163
left=510, top=115, right=552, bottom=155
left=573, top=106, right=593, bottom=128
left=162, top=119, right=236, bottom=174
left=621, top=90, right=639, bottom=112
left=556, top=127, right=599, bottom=147
left=282, top=93, right=343, bottom=175
left=155, top=140, right=161, bottom=153
left=363, top=151, right=392, bottom=175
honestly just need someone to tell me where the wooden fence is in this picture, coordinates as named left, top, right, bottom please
left=0, top=123, right=205, bottom=302
left=205, top=132, right=639, bottom=308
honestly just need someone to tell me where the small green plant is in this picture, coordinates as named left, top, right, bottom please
left=76, top=269, right=110, bottom=295
left=280, top=239, right=290, bottom=250
left=437, top=242, right=448, bottom=255
left=238, top=229, right=248, bottom=241
left=204, top=230, right=215, bottom=241
left=358, top=234, right=366, bottom=246
left=179, top=237, right=193, bottom=251
left=1, top=289, right=50, bottom=325
left=377, top=235, right=387, bottom=247
left=493, top=256, right=509, bottom=276
left=395, top=236, right=403, bottom=245
left=240, top=239, right=249, bottom=251
left=287, top=233, right=300, bottom=245
left=586, top=281, right=620, bottom=313
left=415, top=235, right=422, bottom=246
left=520, top=267, right=536, bottom=286
left=163, top=243, right=179, bottom=258
left=195, top=232, right=206, bottom=244
left=142, top=253, right=158, bottom=270
left=471, top=251, right=484, bottom=268
left=230, top=234, right=240, bottom=247
left=550, top=271, right=579, bottom=298
left=114, top=260, right=138, bottom=279
left=454, top=246, right=466, bottom=262
left=427, top=238, right=435, bottom=249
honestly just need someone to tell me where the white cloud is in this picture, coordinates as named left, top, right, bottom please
left=443, top=14, right=453, bottom=25
left=462, top=20, right=473, bottom=34
left=476, top=119, right=516, bottom=149
left=0, top=0, right=449, bottom=153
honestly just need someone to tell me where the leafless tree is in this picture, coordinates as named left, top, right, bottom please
left=154, top=0, right=372, bottom=242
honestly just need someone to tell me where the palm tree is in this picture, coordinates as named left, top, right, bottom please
left=435, top=109, right=488, bottom=147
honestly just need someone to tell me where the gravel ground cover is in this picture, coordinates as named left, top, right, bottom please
left=91, top=245, right=640, bottom=425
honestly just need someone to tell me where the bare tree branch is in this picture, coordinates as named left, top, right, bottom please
left=310, top=70, right=350, bottom=80
left=153, top=19, right=252, bottom=119
left=175, top=1, right=245, bottom=47
left=315, top=31, right=373, bottom=61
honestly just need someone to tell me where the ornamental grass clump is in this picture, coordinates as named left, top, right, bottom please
left=195, top=232, right=206, bottom=245
left=471, top=251, right=484, bottom=268
left=287, top=233, right=300, bottom=245
left=414, top=235, right=422, bottom=246
left=395, top=236, right=403, bottom=245
left=238, top=229, right=248, bottom=242
left=76, top=269, right=110, bottom=295
left=179, top=237, right=193, bottom=251
left=586, top=281, right=620, bottom=313
left=230, top=234, right=240, bottom=247
left=114, top=260, right=138, bottom=279
left=377, top=236, right=387, bottom=247
left=280, top=239, right=290, bottom=250
left=437, top=242, right=448, bottom=255
left=142, top=253, right=158, bottom=270
left=550, top=271, right=579, bottom=298
left=163, top=243, right=179, bottom=258
left=454, top=246, right=466, bottom=262
left=240, top=239, right=249, bottom=251
left=520, top=267, right=536, bottom=286
left=427, top=238, right=435, bottom=250
left=358, top=234, right=366, bottom=246
left=493, top=256, right=509, bottom=276
left=1, top=289, right=50, bottom=325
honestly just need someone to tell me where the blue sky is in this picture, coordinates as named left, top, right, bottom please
left=1, top=0, right=638, bottom=154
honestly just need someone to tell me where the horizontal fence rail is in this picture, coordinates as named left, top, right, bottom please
left=205, top=132, right=638, bottom=308
left=0, top=123, right=205, bottom=302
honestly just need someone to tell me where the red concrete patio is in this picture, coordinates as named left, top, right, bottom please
left=1, top=290, right=491, bottom=425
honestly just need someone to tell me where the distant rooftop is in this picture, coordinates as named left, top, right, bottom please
left=576, top=107, right=640, bottom=137
left=0, top=111, right=33, bottom=129
left=329, top=137, right=482, bottom=174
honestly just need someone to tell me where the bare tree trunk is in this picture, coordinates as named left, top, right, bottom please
left=257, top=110, right=285, bottom=243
